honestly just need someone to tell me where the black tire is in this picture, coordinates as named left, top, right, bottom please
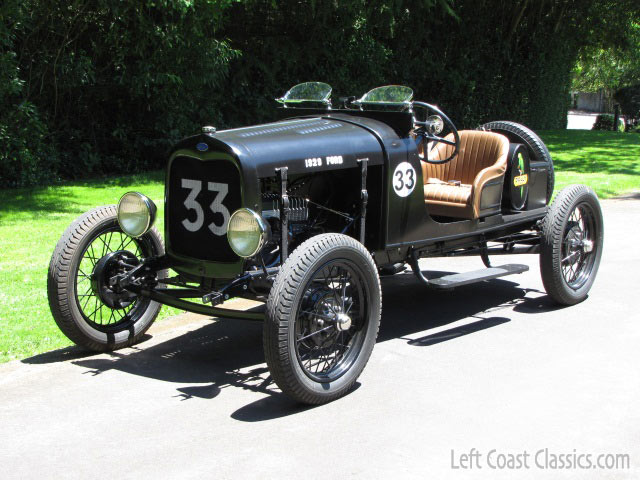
left=47, top=205, right=165, bottom=351
left=480, top=120, right=555, bottom=203
left=264, top=233, right=381, bottom=404
left=540, top=185, right=603, bottom=305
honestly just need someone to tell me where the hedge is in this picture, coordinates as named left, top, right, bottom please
left=0, top=0, right=630, bottom=188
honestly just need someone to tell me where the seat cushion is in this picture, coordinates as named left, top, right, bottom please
left=422, top=130, right=509, bottom=185
left=424, top=182, right=473, bottom=218
left=421, top=130, right=509, bottom=219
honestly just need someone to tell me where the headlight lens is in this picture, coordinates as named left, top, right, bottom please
left=117, top=192, right=156, bottom=238
left=227, top=208, right=268, bottom=258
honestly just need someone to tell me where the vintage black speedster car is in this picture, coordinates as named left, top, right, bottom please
left=48, top=83, right=603, bottom=404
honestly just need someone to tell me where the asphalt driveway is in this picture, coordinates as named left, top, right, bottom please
left=1, top=197, right=639, bottom=479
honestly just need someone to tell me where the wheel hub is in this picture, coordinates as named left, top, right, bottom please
left=302, top=285, right=355, bottom=346
left=564, top=224, right=585, bottom=262
left=335, top=312, right=352, bottom=331
left=565, top=222, right=595, bottom=258
left=91, top=250, right=139, bottom=309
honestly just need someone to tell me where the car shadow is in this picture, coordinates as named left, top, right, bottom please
left=22, top=270, right=556, bottom=421
left=377, top=271, right=550, bottom=342
left=23, top=345, right=99, bottom=364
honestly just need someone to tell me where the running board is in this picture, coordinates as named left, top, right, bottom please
left=427, top=264, right=529, bottom=289
left=408, top=248, right=529, bottom=289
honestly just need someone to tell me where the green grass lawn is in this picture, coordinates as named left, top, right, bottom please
left=539, top=130, right=640, bottom=198
left=0, top=129, right=638, bottom=363
left=0, top=172, right=180, bottom=362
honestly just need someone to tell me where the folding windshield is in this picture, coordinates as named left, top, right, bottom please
left=276, top=82, right=332, bottom=106
left=358, top=85, right=414, bottom=105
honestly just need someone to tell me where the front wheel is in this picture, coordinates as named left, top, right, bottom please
left=47, top=205, right=166, bottom=351
left=264, top=234, right=381, bottom=404
left=540, top=185, right=603, bottom=305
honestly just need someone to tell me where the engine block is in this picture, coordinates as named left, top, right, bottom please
left=261, top=193, right=309, bottom=223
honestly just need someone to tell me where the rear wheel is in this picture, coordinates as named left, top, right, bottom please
left=48, top=205, right=165, bottom=351
left=540, top=185, right=603, bottom=305
left=264, top=234, right=381, bottom=404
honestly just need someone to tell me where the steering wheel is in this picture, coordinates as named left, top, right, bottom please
left=412, top=101, right=460, bottom=164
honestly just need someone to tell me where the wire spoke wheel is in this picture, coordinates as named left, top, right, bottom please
left=560, top=203, right=597, bottom=290
left=264, top=234, right=381, bottom=405
left=540, top=185, right=603, bottom=305
left=295, top=261, right=368, bottom=382
left=74, top=228, right=151, bottom=332
left=48, top=205, right=165, bottom=351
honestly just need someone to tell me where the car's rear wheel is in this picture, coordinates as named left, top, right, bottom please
left=48, top=205, right=166, bottom=351
left=264, top=234, right=381, bottom=404
left=540, top=185, right=603, bottom=305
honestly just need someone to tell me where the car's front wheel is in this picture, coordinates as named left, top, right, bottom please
left=264, top=234, right=381, bottom=404
left=48, top=205, right=166, bottom=351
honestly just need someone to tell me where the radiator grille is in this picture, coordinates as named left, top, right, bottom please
left=168, top=156, right=241, bottom=262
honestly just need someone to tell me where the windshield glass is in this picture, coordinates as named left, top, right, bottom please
left=277, top=82, right=332, bottom=105
left=358, top=85, right=414, bottom=105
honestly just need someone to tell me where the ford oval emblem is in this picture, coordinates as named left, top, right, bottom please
left=196, top=142, right=209, bottom=152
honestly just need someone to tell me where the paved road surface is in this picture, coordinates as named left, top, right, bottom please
left=1, top=198, right=639, bottom=479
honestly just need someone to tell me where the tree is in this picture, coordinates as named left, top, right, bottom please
left=571, top=6, right=640, bottom=111
left=3, top=0, right=640, bottom=188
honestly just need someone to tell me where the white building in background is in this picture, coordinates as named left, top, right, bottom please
left=570, top=90, right=612, bottom=113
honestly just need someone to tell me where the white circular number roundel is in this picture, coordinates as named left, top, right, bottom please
left=392, top=162, right=417, bottom=198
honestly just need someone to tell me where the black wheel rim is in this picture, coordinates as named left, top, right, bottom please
left=294, top=259, right=369, bottom=382
left=74, top=227, right=154, bottom=332
left=561, top=201, right=599, bottom=290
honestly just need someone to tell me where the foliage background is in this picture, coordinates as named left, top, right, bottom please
left=572, top=8, right=640, bottom=116
left=1, top=0, right=639, bottom=188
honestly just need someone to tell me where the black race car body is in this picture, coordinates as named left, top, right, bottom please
left=48, top=83, right=601, bottom=405
left=166, top=105, right=552, bottom=281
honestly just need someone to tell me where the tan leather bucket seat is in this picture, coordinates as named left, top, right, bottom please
left=421, top=130, right=509, bottom=219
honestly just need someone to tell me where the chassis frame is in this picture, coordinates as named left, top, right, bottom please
left=114, top=206, right=546, bottom=322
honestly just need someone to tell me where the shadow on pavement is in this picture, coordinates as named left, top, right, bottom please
left=511, top=294, right=567, bottom=314
left=377, top=271, right=544, bottom=342
left=406, top=317, right=511, bottom=346
left=612, top=191, right=640, bottom=201
left=22, top=270, right=558, bottom=420
left=24, top=345, right=100, bottom=364
left=231, top=395, right=314, bottom=421
left=230, top=383, right=361, bottom=422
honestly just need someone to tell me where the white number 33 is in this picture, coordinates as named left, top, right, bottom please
left=393, top=162, right=417, bottom=198
left=181, top=179, right=230, bottom=236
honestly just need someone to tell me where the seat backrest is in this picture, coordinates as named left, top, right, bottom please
left=421, top=130, right=509, bottom=185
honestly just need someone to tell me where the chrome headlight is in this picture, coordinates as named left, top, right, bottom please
left=117, top=192, right=156, bottom=238
left=227, top=208, right=269, bottom=258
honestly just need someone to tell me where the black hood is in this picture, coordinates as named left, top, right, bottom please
left=171, top=113, right=400, bottom=178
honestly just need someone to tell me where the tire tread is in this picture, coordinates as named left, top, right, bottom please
left=47, top=205, right=164, bottom=351
left=264, top=234, right=381, bottom=404
left=539, top=185, right=603, bottom=305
